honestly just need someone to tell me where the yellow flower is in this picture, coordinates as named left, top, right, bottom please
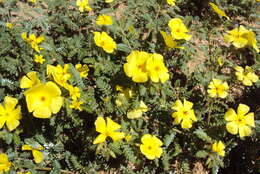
left=69, top=100, right=83, bottom=111
left=235, top=66, right=259, bottom=86
left=20, top=71, right=41, bottom=89
left=5, top=22, right=13, bottom=29
left=93, top=117, right=125, bottom=144
left=140, top=134, right=163, bottom=160
left=47, top=64, right=71, bottom=87
left=146, top=53, right=170, bottom=83
left=66, top=85, right=81, bottom=100
left=21, top=32, right=44, bottom=52
left=76, top=0, right=92, bottom=12
left=96, top=15, right=113, bottom=26
left=75, top=64, right=89, bottom=78
left=171, top=99, right=197, bottom=129
left=209, top=2, right=230, bottom=20
left=123, top=51, right=149, bottom=83
left=243, top=30, right=259, bottom=53
left=0, top=153, right=12, bottom=173
left=168, top=18, right=192, bottom=41
left=29, top=0, right=37, bottom=3
left=167, top=0, right=176, bottom=6
left=160, top=31, right=184, bottom=49
left=223, top=26, right=249, bottom=48
left=22, top=144, right=44, bottom=163
left=127, top=101, right=148, bottom=119
left=34, top=54, right=45, bottom=64
left=93, top=31, right=117, bottom=53
left=212, top=141, right=225, bottom=157
left=207, top=79, right=229, bottom=98
left=105, top=0, right=114, bottom=3
left=24, top=82, right=63, bottom=118
left=0, top=96, right=22, bottom=131
left=224, top=104, right=255, bottom=138
left=217, top=56, right=223, bottom=66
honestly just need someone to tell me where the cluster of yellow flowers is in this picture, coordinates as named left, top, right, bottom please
left=124, top=51, right=169, bottom=83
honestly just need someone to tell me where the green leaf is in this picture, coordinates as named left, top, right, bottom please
left=195, top=150, right=208, bottom=158
left=194, top=129, right=212, bottom=143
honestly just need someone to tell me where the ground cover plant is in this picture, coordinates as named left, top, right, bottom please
left=0, top=0, right=259, bottom=173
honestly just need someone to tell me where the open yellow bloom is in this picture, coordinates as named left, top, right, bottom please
left=96, top=15, right=113, bottom=26
left=207, top=79, right=229, bottom=98
left=47, top=64, right=71, bottom=87
left=75, top=64, right=89, bottom=78
left=5, top=22, right=13, bottom=29
left=22, top=144, right=44, bottom=163
left=235, top=66, right=259, bottom=86
left=93, top=32, right=117, bottom=53
left=224, top=104, right=255, bottom=138
left=140, top=134, right=163, bottom=160
left=76, top=0, right=92, bottom=12
left=209, top=2, right=230, bottom=20
left=0, top=153, right=12, bottom=173
left=0, top=96, right=22, bottom=131
left=160, top=31, right=184, bottom=49
left=20, top=71, right=41, bottom=89
left=223, top=26, right=249, bottom=48
left=66, top=85, right=81, bottom=100
left=127, top=101, right=148, bottom=119
left=34, top=54, right=45, bottom=64
left=171, top=99, right=197, bottom=129
left=212, top=141, right=225, bottom=157
left=124, top=51, right=149, bottom=83
left=21, top=32, right=44, bottom=53
left=168, top=18, right=192, bottom=41
left=93, top=117, right=125, bottom=144
left=69, top=100, right=83, bottom=111
left=24, top=82, right=63, bottom=118
left=146, top=53, right=169, bottom=83
left=167, top=0, right=176, bottom=6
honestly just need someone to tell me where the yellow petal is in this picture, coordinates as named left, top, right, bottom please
left=109, top=132, right=125, bottom=141
left=183, top=99, right=193, bottom=110
left=4, top=96, right=18, bottom=110
left=224, top=109, right=237, bottom=121
left=6, top=118, right=20, bottom=131
left=22, top=145, right=33, bottom=151
left=50, top=97, right=63, bottom=114
left=181, top=119, right=192, bottom=129
left=32, top=150, right=44, bottom=163
left=106, top=117, right=121, bottom=131
left=45, top=82, right=61, bottom=96
left=93, top=134, right=107, bottom=144
left=172, top=100, right=183, bottom=110
left=245, top=113, right=255, bottom=127
left=226, top=122, right=238, bottom=135
left=0, top=115, right=6, bottom=129
left=237, top=104, right=250, bottom=116
left=95, top=117, right=106, bottom=133
left=238, top=125, right=251, bottom=138
left=33, top=107, right=52, bottom=118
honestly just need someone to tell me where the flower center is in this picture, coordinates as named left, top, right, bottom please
left=155, top=66, right=160, bottom=71
left=40, top=96, right=46, bottom=102
left=147, top=146, right=152, bottom=150
left=137, top=64, right=146, bottom=72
